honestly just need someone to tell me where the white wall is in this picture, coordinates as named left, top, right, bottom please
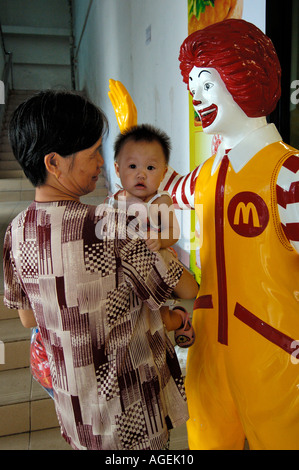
left=130, top=0, right=189, bottom=177
left=74, top=0, right=189, bottom=193
left=242, top=0, right=266, bottom=31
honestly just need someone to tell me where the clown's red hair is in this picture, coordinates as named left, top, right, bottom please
left=179, top=19, right=281, bottom=117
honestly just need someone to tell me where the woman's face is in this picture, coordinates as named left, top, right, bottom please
left=188, top=66, right=249, bottom=137
left=57, top=137, right=104, bottom=197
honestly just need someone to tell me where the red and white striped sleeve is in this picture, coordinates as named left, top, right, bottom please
left=276, top=153, right=299, bottom=253
left=159, top=165, right=202, bottom=210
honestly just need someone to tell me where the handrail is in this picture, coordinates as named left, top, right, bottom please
left=68, top=0, right=76, bottom=90
left=74, top=0, right=93, bottom=60
left=0, top=21, right=13, bottom=89
left=69, top=0, right=93, bottom=90
left=0, top=21, right=7, bottom=57
left=2, top=51, right=13, bottom=90
left=0, top=20, right=14, bottom=135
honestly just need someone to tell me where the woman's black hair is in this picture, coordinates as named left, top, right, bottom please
left=9, top=89, right=108, bottom=187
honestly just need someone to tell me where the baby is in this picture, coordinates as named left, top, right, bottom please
left=111, top=124, right=196, bottom=347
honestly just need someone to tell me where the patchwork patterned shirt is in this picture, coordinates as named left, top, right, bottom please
left=3, top=200, right=188, bottom=450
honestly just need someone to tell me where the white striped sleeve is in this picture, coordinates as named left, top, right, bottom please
left=276, top=153, right=299, bottom=253
left=159, top=165, right=202, bottom=210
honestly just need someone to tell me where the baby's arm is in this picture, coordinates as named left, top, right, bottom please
left=146, top=194, right=180, bottom=252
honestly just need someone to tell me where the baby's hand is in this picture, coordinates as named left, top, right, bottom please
left=146, top=237, right=161, bottom=252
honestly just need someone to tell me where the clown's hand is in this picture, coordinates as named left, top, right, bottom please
left=108, top=79, right=137, bottom=134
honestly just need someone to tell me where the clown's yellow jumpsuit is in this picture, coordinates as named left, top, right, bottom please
left=186, top=141, right=299, bottom=450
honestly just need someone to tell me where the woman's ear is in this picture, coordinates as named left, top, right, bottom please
left=44, top=153, right=60, bottom=178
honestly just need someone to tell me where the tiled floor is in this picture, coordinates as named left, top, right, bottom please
left=0, top=198, right=72, bottom=450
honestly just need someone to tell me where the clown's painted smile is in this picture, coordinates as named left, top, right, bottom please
left=199, top=104, right=218, bottom=129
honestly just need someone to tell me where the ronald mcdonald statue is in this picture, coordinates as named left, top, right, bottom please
left=109, top=19, right=299, bottom=450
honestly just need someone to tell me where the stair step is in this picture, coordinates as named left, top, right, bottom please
left=0, top=173, right=107, bottom=202
left=0, top=135, right=9, bottom=144
left=0, top=426, right=71, bottom=450
left=0, top=296, right=18, bottom=321
left=0, top=316, right=59, bottom=436
left=9, top=90, right=38, bottom=96
left=0, top=190, right=35, bottom=201
left=0, top=370, right=59, bottom=437
left=0, top=368, right=34, bottom=407
left=0, top=178, right=32, bottom=190
left=0, top=317, right=31, bottom=343
left=0, top=316, right=31, bottom=371
left=0, top=340, right=30, bottom=371
left=0, top=396, right=60, bottom=437
left=0, top=170, right=25, bottom=179
left=5, top=92, right=37, bottom=106
left=0, top=152, right=15, bottom=161
left=0, top=161, right=21, bottom=171
left=0, top=144, right=12, bottom=152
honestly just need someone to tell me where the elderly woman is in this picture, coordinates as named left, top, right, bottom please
left=3, top=90, right=198, bottom=450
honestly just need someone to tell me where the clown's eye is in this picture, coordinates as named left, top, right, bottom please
left=204, top=82, right=214, bottom=91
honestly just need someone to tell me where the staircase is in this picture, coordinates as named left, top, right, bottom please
left=0, top=299, right=67, bottom=448
left=0, top=90, right=36, bottom=202
left=0, top=90, right=108, bottom=449
left=0, top=0, right=109, bottom=449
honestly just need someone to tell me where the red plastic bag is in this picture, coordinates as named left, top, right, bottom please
left=30, top=328, right=53, bottom=397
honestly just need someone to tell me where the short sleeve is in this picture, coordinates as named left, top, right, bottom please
left=3, top=224, right=31, bottom=310
left=159, top=165, right=202, bottom=210
left=276, top=153, right=299, bottom=254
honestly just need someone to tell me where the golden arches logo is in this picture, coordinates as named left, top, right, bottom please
left=233, top=202, right=261, bottom=227
left=228, top=192, right=269, bottom=237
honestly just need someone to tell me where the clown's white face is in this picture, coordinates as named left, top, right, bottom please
left=188, top=66, right=259, bottom=146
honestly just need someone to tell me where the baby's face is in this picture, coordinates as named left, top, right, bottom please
left=114, top=139, right=167, bottom=202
